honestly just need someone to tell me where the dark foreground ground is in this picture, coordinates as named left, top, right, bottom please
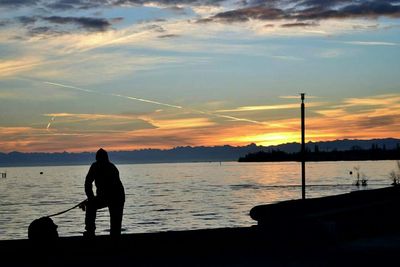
left=2, top=187, right=400, bottom=267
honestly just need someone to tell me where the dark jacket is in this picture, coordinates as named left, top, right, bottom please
left=85, top=149, right=125, bottom=203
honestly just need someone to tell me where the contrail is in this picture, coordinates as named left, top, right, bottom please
left=192, top=109, right=263, bottom=124
left=44, top=82, right=93, bottom=94
left=216, top=114, right=263, bottom=124
left=110, top=93, right=183, bottom=109
left=46, top=116, right=55, bottom=130
left=44, top=81, right=183, bottom=109
left=44, top=81, right=264, bottom=125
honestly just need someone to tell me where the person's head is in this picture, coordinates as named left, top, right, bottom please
left=96, top=148, right=109, bottom=162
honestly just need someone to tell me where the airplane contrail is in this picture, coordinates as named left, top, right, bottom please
left=44, top=81, right=265, bottom=125
left=192, top=109, right=263, bottom=125
left=110, top=93, right=183, bottom=109
left=44, top=82, right=93, bottom=94
left=46, top=116, right=55, bottom=130
left=44, top=81, right=183, bottom=109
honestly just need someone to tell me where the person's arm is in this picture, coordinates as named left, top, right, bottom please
left=85, top=164, right=95, bottom=200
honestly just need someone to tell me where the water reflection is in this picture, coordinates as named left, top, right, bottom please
left=0, top=161, right=395, bottom=240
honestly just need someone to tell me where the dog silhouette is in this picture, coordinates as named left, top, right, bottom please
left=28, top=217, right=58, bottom=241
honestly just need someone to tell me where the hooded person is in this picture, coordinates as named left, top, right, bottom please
left=84, top=148, right=125, bottom=237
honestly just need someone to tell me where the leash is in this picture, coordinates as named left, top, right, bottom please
left=48, top=200, right=87, bottom=218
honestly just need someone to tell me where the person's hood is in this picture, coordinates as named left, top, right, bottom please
left=96, top=148, right=109, bottom=162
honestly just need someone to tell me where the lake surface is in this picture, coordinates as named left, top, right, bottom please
left=0, top=160, right=397, bottom=240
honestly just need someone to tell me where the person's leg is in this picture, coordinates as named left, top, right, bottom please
left=85, top=197, right=107, bottom=235
left=85, top=200, right=97, bottom=234
left=109, top=200, right=124, bottom=236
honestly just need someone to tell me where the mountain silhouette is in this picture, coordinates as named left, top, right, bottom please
left=0, top=138, right=399, bottom=167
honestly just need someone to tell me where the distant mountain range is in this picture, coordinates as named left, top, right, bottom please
left=0, top=138, right=399, bottom=167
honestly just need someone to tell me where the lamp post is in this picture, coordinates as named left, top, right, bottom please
left=301, top=93, right=306, bottom=200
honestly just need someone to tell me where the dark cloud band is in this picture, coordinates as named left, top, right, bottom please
left=42, top=16, right=112, bottom=31
left=13, top=15, right=120, bottom=36
left=281, top=22, right=319, bottom=27
left=0, top=0, right=225, bottom=9
left=208, top=1, right=400, bottom=23
left=0, top=0, right=39, bottom=7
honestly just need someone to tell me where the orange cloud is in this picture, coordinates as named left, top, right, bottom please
left=340, top=94, right=400, bottom=107
left=215, top=102, right=325, bottom=113
left=147, top=117, right=216, bottom=129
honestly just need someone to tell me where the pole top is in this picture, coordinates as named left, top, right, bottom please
left=300, top=93, right=305, bottom=102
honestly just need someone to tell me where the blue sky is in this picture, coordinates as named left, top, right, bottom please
left=0, top=0, right=400, bottom=152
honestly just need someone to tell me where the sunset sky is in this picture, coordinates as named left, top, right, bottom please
left=0, top=0, right=400, bottom=152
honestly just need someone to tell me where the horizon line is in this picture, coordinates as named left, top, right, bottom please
left=1, top=137, right=399, bottom=154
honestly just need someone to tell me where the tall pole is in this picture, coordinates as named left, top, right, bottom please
left=301, top=93, right=306, bottom=200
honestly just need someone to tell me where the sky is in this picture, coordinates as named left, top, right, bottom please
left=0, top=0, right=400, bottom=152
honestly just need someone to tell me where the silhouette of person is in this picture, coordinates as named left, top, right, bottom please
left=84, top=148, right=125, bottom=237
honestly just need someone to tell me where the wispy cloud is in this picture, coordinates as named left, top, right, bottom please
left=0, top=57, right=43, bottom=77
left=145, top=117, right=216, bottom=129
left=215, top=102, right=325, bottom=113
left=216, top=103, right=300, bottom=113
left=270, top=55, right=304, bottom=61
left=342, top=41, right=399, bottom=46
left=318, top=49, right=342, bottom=58
left=340, top=94, right=400, bottom=107
left=24, top=52, right=187, bottom=83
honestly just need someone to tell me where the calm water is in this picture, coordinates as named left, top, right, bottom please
left=0, top=161, right=397, bottom=240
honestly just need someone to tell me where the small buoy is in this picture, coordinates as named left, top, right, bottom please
left=40, top=172, right=43, bottom=175
left=349, top=171, right=353, bottom=175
